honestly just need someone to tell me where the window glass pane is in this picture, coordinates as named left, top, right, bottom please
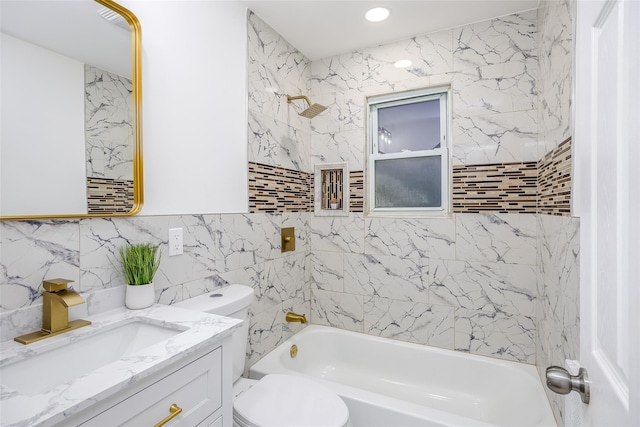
left=374, top=156, right=441, bottom=208
left=377, top=98, right=440, bottom=154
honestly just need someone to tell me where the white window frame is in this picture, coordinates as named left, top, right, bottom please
left=367, top=87, right=450, bottom=216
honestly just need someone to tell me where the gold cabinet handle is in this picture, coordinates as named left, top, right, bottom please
left=154, top=403, right=182, bottom=427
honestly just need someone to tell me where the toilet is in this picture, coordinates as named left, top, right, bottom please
left=174, top=284, right=350, bottom=427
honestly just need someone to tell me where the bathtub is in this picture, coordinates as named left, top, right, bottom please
left=249, top=325, right=556, bottom=427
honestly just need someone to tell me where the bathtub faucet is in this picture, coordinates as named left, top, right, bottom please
left=285, top=312, right=307, bottom=324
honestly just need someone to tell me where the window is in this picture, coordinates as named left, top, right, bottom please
left=368, top=88, right=449, bottom=215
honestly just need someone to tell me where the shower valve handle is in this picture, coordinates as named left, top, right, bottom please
left=545, top=366, right=590, bottom=404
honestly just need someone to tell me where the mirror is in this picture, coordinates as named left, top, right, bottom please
left=0, top=0, right=142, bottom=219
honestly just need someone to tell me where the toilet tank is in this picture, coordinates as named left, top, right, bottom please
left=174, top=284, right=254, bottom=382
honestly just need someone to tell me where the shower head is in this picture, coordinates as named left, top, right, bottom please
left=287, top=95, right=327, bottom=119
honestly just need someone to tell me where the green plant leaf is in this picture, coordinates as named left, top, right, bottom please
left=119, top=243, right=162, bottom=285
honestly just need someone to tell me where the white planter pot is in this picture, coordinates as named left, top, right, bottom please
left=125, top=282, right=155, bottom=310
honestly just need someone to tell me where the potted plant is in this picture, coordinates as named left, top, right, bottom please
left=119, top=243, right=162, bottom=309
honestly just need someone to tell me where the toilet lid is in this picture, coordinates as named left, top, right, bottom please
left=233, top=374, right=349, bottom=427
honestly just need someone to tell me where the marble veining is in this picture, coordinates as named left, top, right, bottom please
left=536, top=214, right=580, bottom=424
left=309, top=212, right=539, bottom=363
left=452, top=110, right=538, bottom=165
left=453, top=10, right=537, bottom=71
left=247, top=303, right=283, bottom=367
left=84, top=65, right=134, bottom=180
left=452, top=58, right=537, bottom=118
left=79, top=215, right=219, bottom=292
left=247, top=11, right=309, bottom=91
left=455, top=308, right=536, bottom=363
left=216, top=213, right=281, bottom=271
left=361, top=30, right=453, bottom=86
left=310, top=215, right=365, bottom=253
left=0, top=305, right=240, bottom=427
left=0, top=220, right=80, bottom=312
left=537, top=0, right=573, bottom=157
left=365, top=217, right=456, bottom=260
left=248, top=110, right=311, bottom=173
left=311, top=52, right=364, bottom=94
left=311, top=289, right=364, bottom=333
left=364, top=296, right=454, bottom=349
left=535, top=0, right=575, bottom=421
left=456, top=213, right=537, bottom=265
left=307, top=89, right=365, bottom=135
left=343, top=253, right=428, bottom=303
left=310, top=129, right=364, bottom=171
left=310, top=251, right=344, bottom=292
left=430, top=259, right=536, bottom=317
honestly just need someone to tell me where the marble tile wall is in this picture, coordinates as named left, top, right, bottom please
left=537, top=0, right=573, bottom=157
left=247, top=12, right=312, bottom=174
left=536, top=1, right=576, bottom=425
left=302, top=11, right=541, bottom=365
left=310, top=213, right=538, bottom=363
left=309, top=10, right=539, bottom=170
left=0, top=213, right=310, bottom=367
left=536, top=214, right=579, bottom=424
left=84, top=65, right=134, bottom=180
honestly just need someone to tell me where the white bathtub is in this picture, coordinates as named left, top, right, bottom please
left=249, top=325, right=556, bottom=427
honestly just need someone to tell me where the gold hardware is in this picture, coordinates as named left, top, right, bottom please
left=14, top=320, right=92, bottom=345
left=281, top=227, right=295, bottom=253
left=0, top=0, right=144, bottom=220
left=290, top=344, right=298, bottom=358
left=286, top=95, right=327, bottom=119
left=43, top=278, right=73, bottom=292
left=154, top=403, right=182, bottom=427
left=285, top=312, right=307, bottom=324
left=287, top=95, right=312, bottom=107
left=14, top=279, right=91, bottom=344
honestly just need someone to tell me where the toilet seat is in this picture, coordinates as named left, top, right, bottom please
left=233, top=374, right=349, bottom=427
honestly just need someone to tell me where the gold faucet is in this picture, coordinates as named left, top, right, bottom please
left=285, top=311, right=307, bottom=324
left=14, top=279, right=91, bottom=344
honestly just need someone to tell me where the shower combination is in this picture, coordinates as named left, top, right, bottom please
left=286, top=95, right=327, bottom=119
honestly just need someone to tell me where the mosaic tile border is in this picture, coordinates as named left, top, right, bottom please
left=453, top=162, right=538, bottom=213
left=350, top=171, right=364, bottom=213
left=538, top=137, right=572, bottom=216
left=249, top=162, right=312, bottom=213
left=248, top=138, right=572, bottom=216
left=86, top=177, right=134, bottom=214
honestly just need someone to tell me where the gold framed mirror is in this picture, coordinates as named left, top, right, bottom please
left=0, top=0, right=142, bottom=219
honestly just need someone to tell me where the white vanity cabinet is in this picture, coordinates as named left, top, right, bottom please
left=63, top=339, right=232, bottom=427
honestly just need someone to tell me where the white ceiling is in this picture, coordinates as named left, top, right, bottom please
left=1, top=0, right=131, bottom=77
left=241, top=0, right=539, bottom=61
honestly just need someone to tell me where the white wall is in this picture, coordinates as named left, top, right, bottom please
left=120, top=1, right=249, bottom=215
left=0, top=33, right=87, bottom=216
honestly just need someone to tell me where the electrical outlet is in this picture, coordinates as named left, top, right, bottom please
left=168, top=228, right=183, bottom=256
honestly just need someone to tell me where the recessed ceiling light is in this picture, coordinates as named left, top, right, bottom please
left=365, top=7, right=390, bottom=22
left=394, top=59, right=412, bottom=69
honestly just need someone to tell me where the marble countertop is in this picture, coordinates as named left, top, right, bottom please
left=0, top=304, right=242, bottom=427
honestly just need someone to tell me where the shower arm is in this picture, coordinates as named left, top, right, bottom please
left=286, top=95, right=312, bottom=108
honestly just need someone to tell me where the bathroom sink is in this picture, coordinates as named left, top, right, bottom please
left=1, top=320, right=183, bottom=395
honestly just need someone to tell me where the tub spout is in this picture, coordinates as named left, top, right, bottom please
left=286, top=312, right=307, bottom=324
